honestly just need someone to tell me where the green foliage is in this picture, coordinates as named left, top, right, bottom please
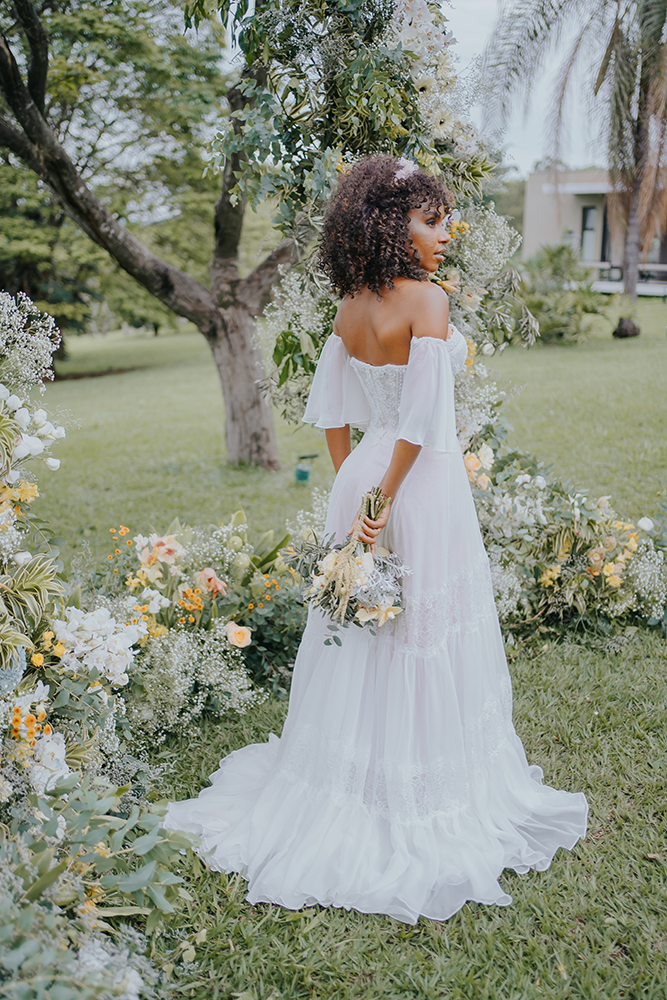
left=0, top=772, right=195, bottom=997
left=205, top=0, right=495, bottom=235
left=236, top=573, right=307, bottom=694
left=0, top=555, right=62, bottom=631
left=0, top=162, right=103, bottom=334
left=517, top=244, right=608, bottom=343
left=1, top=0, right=230, bottom=332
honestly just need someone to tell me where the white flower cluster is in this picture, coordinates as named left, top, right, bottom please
left=454, top=365, right=506, bottom=452
left=448, top=204, right=522, bottom=286
left=71, top=931, right=158, bottom=1000
left=128, top=620, right=266, bottom=741
left=185, top=521, right=254, bottom=579
left=488, top=552, right=525, bottom=620
left=626, top=541, right=667, bottom=620
left=52, top=606, right=144, bottom=687
left=0, top=291, right=60, bottom=392
left=6, top=396, right=66, bottom=472
left=260, top=267, right=334, bottom=363
left=389, top=0, right=453, bottom=70
left=287, top=487, right=330, bottom=542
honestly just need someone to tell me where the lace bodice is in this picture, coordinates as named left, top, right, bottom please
left=349, top=359, right=405, bottom=433
left=348, top=326, right=467, bottom=435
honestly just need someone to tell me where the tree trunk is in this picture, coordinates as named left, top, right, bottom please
left=623, top=187, right=641, bottom=301
left=0, top=13, right=288, bottom=469
left=206, top=304, right=279, bottom=468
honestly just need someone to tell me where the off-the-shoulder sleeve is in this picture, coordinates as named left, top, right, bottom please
left=302, top=334, right=371, bottom=430
left=395, top=336, right=459, bottom=453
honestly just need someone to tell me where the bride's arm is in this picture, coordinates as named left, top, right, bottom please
left=325, top=426, right=351, bottom=473
left=353, top=441, right=420, bottom=545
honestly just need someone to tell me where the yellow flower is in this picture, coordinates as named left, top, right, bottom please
left=476, top=474, right=491, bottom=490
left=539, top=564, right=561, bottom=587
left=41, top=630, right=54, bottom=650
left=626, top=537, right=638, bottom=552
left=225, top=623, right=252, bottom=648
left=607, top=574, right=622, bottom=587
left=31, top=653, right=44, bottom=667
left=15, top=481, right=39, bottom=503
left=52, top=642, right=66, bottom=658
left=602, top=563, right=617, bottom=576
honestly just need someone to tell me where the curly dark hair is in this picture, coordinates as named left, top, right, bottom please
left=318, top=155, right=454, bottom=297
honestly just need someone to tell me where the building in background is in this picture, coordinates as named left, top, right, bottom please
left=523, top=167, right=667, bottom=295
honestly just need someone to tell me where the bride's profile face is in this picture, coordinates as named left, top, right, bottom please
left=405, top=203, right=450, bottom=273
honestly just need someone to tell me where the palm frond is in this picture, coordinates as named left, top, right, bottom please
left=482, top=0, right=611, bottom=126
left=0, top=553, right=63, bottom=628
left=0, top=404, right=20, bottom=474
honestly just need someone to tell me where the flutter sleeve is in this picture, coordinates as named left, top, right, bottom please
left=395, top=336, right=459, bottom=453
left=302, top=333, right=371, bottom=430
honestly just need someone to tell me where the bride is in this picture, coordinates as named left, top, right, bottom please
left=163, top=155, right=588, bottom=924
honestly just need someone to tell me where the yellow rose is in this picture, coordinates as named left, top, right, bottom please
left=607, top=574, right=622, bottom=588
left=52, top=641, right=66, bottom=658
left=31, top=653, right=44, bottom=667
left=225, top=622, right=252, bottom=648
left=476, top=474, right=491, bottom=490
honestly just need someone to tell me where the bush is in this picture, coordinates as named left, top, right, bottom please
left=516, top=244, right=607, bottom=343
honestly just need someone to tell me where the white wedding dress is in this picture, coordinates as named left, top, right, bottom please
left=163, top=327, right=588, bottom=924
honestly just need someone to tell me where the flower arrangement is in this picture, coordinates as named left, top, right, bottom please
left=472, top=450, right=667, bottom=630
left=286, top=489, right=406, bottom=643
left=0, top=295, right=196, bottom=997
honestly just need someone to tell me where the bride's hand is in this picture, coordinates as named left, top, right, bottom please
left=349, top=501, right=391, bottom=550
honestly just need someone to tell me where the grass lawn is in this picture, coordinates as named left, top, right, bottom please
left=152, top=634, right=667, bottom=999
left=40, top=329, right=333, bottom=569
left=35, top=295, right=667, bottom=997
left=485, top=299, right=667, bottom=521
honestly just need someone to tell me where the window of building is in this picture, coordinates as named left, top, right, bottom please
left=601, top=207, right=610, bottom=262
left=581, top=206, right=597, bottom=261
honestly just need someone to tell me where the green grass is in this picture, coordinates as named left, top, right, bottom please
left=151, top=634, right=667, bottom=999
left=40, top=330, right=334, bottom=569
left=485, top=299, right=667, bottom=521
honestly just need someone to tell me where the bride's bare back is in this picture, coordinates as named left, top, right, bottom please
left=333, top=278, right=451, bottom=367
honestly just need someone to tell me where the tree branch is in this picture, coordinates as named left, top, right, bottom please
left=13, top=0, right=48, bottom=116
left=237, top=238, right=299, bottom=315
left=0, top=32, right=220, bottom=336
left=0, top=112, right=40, bottom=170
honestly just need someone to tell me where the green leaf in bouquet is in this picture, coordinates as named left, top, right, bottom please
left=24, top=858, right=69, bottom=901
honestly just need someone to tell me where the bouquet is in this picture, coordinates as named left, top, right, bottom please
left=286, top=488, right=407, bottom=645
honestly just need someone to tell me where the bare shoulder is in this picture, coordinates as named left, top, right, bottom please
left=406, top=280, right=450, bottom=341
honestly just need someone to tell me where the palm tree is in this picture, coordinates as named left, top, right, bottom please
left=483, top=0, right=667, bottom=300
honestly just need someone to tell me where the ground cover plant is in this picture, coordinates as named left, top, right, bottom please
left=485, top=298, right=667, bottom=522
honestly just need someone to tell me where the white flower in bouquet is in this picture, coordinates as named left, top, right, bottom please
left=477, top=442, right=494, bottom=470
left=52, top=607, right=143, bottom=687
left=0, top=291, right=60, bottom=391
left=0, top=774, right=14, bottom=803
left=14, top=407, right=30, bottom=430
left=29, top=730, right=70, bottom=794
left=638, top=517, right=654, bottom=532
left=140, top=587, right=171, bottom=614
left=45, top=457, right=61, bottom=471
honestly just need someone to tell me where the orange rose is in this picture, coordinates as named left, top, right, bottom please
left=225, top=622, right=252, bottom=648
